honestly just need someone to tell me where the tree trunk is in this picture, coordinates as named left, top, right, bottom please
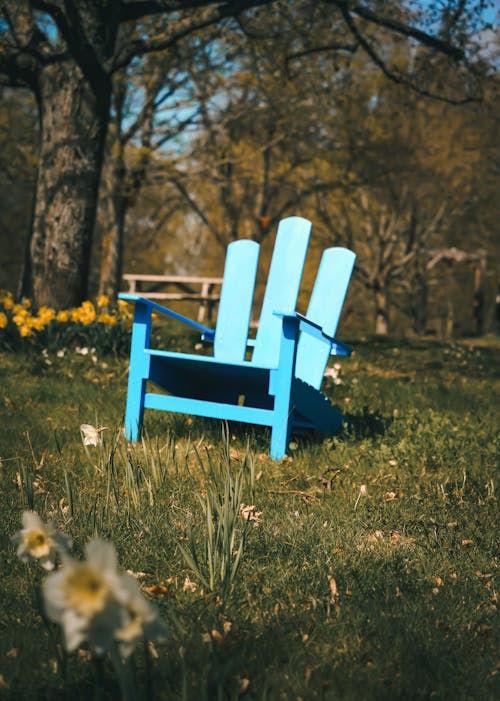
left=495, top=281, right=500, bottom=336
left=98, top=195, right=127, bottom=298
left=411, top=272, right=428, bottom=335
left=28, top=61, right=109, bottom=308
left=472, top=262, right=485, bottom=336
left=410, top=251, right=428, bottom=335
left=375, top=285, right=389, bottom=335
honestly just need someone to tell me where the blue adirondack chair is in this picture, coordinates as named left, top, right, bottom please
left=119, top=216, right=355, bottom=459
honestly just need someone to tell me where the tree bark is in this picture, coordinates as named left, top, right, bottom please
left=472, top=262, right=485, bottom=336
left=410, top=251, right=429, bottom=335
left=374, top=284, right=389, bottom=335
left=98, top=183, right=127, bottom=299
left=28, top=61, right=109, bottom=308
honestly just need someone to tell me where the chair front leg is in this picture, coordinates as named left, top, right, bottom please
left=269, top=315, right=300, bottom=460
left=124, top=301, right=152, bottom=441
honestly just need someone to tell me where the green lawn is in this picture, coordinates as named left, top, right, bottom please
left=0, top=336, right=498, bottom=700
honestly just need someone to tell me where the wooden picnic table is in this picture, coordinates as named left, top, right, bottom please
left=122, top=273, right=223, bottom=322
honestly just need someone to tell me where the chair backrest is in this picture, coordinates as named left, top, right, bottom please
left=213, top=239, right=260, bottom=362
left=295, top=247, right=356, bottom=389
left=251, top=216, right=311, bottom=367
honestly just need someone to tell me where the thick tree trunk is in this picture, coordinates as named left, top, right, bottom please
left=28, top=61, right=109, bottom=308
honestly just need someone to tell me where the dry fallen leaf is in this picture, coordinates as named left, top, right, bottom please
left=145, top=584, right=168, bottom=596
left=238, top=678, right=250, bottom=693
left=211, top=629, right=224, bottom=644
left=240, top=504, right=262, bottom=523
left=183, top=576, right=198, bottom=593
left=223, top=621, right=232, bottom=635
left=328, top=575, right=338, bottom=602
left=126, top=569, right=148, bottom=579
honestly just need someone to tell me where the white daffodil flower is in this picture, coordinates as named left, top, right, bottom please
left=80, top=424, right=107, bottom=447
left=114, top=575, right=169, bottom=658
left=42, top=538, right=124, bottom=653
left=11, top=511, right=72, bottom=570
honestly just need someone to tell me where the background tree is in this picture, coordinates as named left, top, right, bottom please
left=0, top=0, right=276, bottom=307
left=0, top=86, right=37, bottom=292
left=96, top=38, right=203, bottom=298
left=0, top=0, right=494, bottom=314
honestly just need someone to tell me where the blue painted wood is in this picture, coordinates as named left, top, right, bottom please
left=144, top=393, right=273, bottom=426
left=146, top=350, right=270, bottom=404
left=118, top=293, right=215, bottom=339
left=291, top=378, right=346, bottom=433
left=252, top=216, right=311, bottom=367
left=295, top=247, right=356, bottom=389
left=118, top=217, right=356, bottom=459
left=268, top=314, right=301, bottom=460
left=214, top=239, right=259, bottom=361
left=123, top=300, right=153, bottom=441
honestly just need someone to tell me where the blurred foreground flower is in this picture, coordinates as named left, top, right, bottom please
left=43, top=539, right=124, bottom=653
left=43, top=538, right=168, bottom=657
left=11, top=511, right=72, bottom=570
left=114, top=575, right=169, bottom=658
left=80, top=424, right=107, bottom=447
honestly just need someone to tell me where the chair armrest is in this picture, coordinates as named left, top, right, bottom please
left=273, top=310, right=352, bottom=356
left=118, top=294, right=215, bottom=341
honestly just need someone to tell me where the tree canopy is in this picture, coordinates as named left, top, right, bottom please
left=0, top=0, right=498, bottom=334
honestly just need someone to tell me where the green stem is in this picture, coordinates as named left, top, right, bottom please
left=110, top=645, right=137, bottom=701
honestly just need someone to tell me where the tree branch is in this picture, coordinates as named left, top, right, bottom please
left=339, top=1, right=466, bottom=61
left=286, top=41, right=358, bottom=67
left=338, top=4, right=478, bottom=105
left=168, top=174, right=226, bottom=247
left=114, top=0, right=278, bottom=68
left=119, top=0, right=275, bottom=23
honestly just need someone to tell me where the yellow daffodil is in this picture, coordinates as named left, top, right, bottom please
left=98, top=313, right=117, bottom=326
left=96, top=295, right=109, bottom=308
left=29, top=317, right=45, bottom=331
left=37, top=306, right=56, bottom=324
left=71, top=301, right=96, bottom=325
left=57, top=310, right=70, bottom=322
left=13, top=311, right=29, bottom=326
left=19, top=324, right=33, bottom=337
left=0, top=312, right=7, bottom=329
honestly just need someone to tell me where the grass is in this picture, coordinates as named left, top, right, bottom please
left=0, top=335, right=498, bottom=700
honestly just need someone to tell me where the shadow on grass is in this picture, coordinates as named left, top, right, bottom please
left=155, top=404, right=392, bottom=461
left=344, top=405, right=393, bottom=439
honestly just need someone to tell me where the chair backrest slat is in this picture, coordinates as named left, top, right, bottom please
left=295, top=247, right=356, bottom=389
left=251, top=216, right=311, bottom=367
left=214, top=239, right=260, bottom=362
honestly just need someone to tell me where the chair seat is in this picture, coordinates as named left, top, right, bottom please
left=146, top=350, right=272, bottom=403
